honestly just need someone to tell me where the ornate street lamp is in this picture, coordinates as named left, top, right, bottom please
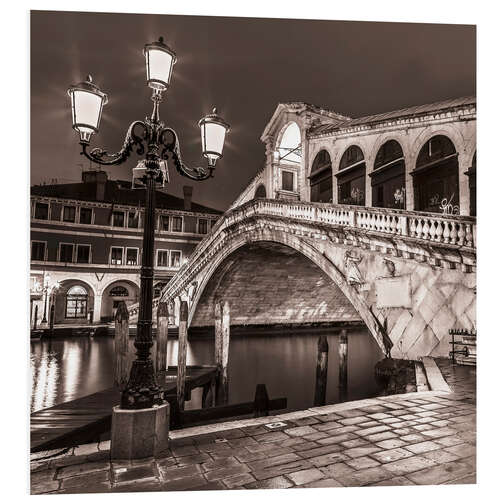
left=68, top=37, right=230, bottom=411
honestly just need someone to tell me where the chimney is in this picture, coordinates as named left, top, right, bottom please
left=183, top=185, right=193, bottom=211
left=82, top=170, right=108, bottom=201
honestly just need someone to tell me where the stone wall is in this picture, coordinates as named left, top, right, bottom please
left=191, top=242, right=360, bottom=327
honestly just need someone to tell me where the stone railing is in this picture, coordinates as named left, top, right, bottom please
left=127, top=199, right=476, bottom=318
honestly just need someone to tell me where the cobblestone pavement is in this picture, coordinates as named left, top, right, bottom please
left=30, top=359, right=476, bottom=494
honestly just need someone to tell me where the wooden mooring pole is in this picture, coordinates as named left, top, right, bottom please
left=49, top=304, right=55, bottom=334
left=338, top=329, right=348, bottom=402
left=114, top=301, right=129, bottom=388
left=33, top=305, right=38, bottom=330
left=156, top=302, right=169, bottom=373
left=314, top=336, right=329, bottom=406
left=215, top=300, right=230, bottom=405
left=177, top=301, right=188, bottom=411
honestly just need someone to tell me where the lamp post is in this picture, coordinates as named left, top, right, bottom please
left=68, top=37, right=229, bottom=412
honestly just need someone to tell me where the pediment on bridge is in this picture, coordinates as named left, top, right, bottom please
left=261, top=102, right=351, bottom=142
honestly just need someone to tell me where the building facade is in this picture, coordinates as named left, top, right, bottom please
left=230, top=97, right=476, bottom=218
left=30, top=170, right=221, bottom=327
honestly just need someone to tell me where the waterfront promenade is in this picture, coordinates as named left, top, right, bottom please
left=30, top=359, right=475, bottom=493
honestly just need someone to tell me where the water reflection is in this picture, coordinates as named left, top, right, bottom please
left=30, top=328, right=383, bottom=413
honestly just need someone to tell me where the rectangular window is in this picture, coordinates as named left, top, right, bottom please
left=110, top=247, right=123, bottom=265
left=282, top=171, right=294, bottom=192
left=157, top=250, right=169, bottom=267
left=198, top=219, right=208, bottom=234
left=34, top=202, right=49, bottom=220
left=62, top=206, right=76, bottom=223
left=126, top=248, right=138, bottom=265
left=59, top=243, right=74, bottom=263
left=160, top=215, right=170, bottom=231
left=170, top=250, right=182, bottom=268
left=172, top=216, right=183, bottom=232
left=128, top=211, right=139, bottom=228
left=31, top=241, right=46, bottom=261
left=76, top=245, right=91, bottom=264
left=79, top=207, right=93, bottom=224
left=112, top=211, right=125, bottom=227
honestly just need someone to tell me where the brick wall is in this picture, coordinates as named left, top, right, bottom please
left=191, top=242, right=360, bottom=327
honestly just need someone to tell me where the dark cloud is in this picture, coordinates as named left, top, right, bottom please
left=31, top=11, right=475, bottom=210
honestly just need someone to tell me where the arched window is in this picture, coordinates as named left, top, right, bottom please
left=336, top=145, right=366, bottom=206
left=412, top=135, right=459, bottom=213
left=371, top=140, right=406, bottom=209
left=276, top=122, right=301, bottom=164
left=254, top=184, right=267, bottom=199
left=65, top=285, right=88, bottom=319
left=466, top=152, right=476, bottom=216
left=109, top=286, right=129, bottom=297
left=310, top=150, right=332, bottom=202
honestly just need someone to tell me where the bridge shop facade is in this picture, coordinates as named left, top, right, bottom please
left=152, top=96, right=476, bottom=361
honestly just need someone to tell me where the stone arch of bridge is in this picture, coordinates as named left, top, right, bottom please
left=180, top=226, right=390, bottom=355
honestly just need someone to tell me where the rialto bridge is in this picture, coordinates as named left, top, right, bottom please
left=126, top=96, right=476, bottom=360
left=127, top=198, right=476, bottom=360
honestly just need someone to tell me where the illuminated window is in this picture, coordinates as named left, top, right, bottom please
left=170, top=250, right=182, bottom=268
left=110, top=247, right=123, bottom=265
left=65, top=285, right=88, bottom=319
left=126, top=248, right=138, bottom=265
left=157, top=250, right=169, bottom=267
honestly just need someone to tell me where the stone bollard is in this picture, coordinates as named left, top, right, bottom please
left=114, top=301, right=129, bottom=388
left=338, top=329, right=348, bottom=402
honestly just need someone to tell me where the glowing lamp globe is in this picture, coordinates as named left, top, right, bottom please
left=143, top=37, right=177, bottom=92
left=67, top=75, right=108, bottom=143
left=198, top=108, right=230, bottom=166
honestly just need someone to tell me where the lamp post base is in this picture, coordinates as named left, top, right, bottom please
left=110, top=402, right=170, bottom=460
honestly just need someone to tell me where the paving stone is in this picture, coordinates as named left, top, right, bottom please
left=159, top=464, right=201, bottom=482
left=246, top=452, right=301, bottom=471
left=308, top=452, right=349, bottom=467
left=205, top=463, right=251, bottom=482
left=289, top=416, right=321, bottom=426
left=60, top=470, right=109, bottom=491
left=390, top=421, right=415, bottom=429
left=202, top=456, right=239, bottom=471
left=255, top=431, right=289, bottom=443
left=370, top=448, right=414, bottom=463
left=355, top=425, right=392, bottom=436
left=297, top=443, right=343, bottom=459
left=316, top=432, right=358, bottom=445
left=341, top=438, right=369, bottom=449
left=346, top=456, right=380, bottom=470
left=365, top=431, right=399, bottom=442
left=337, top=416, right=371, bottom=425
left=372, top=476, right=416, bottom=486
left=312, top=421, right=343, bottom=432
left=279, top=437, right=308, bottom=448
left=336, top=466, right=395, bottom=487
left=344, top=446, right=381, bottom=458
left=227, top=436, right=258, bottom=448
left=430, top=420, right=452, bottom=428
left=358, top=420, right=385, bottom=429
left=252, top=460, right=312, bottom=481
left=325, top=425, right=360, bottom=436
left=222, top=472, right=255, bottom=488
left=392, top=428, right=414, bottom=436
left=30, top=480, right=61, bottom=494
left=406, top=459, right=471, bottom=485
left=316, top=413, right=343, bottom=422
left=197, top=441, right=232, bottom=453
left=291, top=441, right=320, bottom=451
left=421, top=449, right=462, bottom=464
left=383, top=455, right=437, bottom=475
left=374, top=438, right=407, bottom=449
left=32, top=469, right=56, bottom=483
left=175, top=452, right=211, bottom=466
left=360, top=405, right=388, bottom=413
left=334, top=409, right=367, bottom=418
left=412, top=423, right=435, bottom=431
left=421, top=428, right=456, bottom=439
left=284, top=425, right=318, bottom=437
left=306, top=477, right=343, bottom=487
left=286, top=468, right=325, bottom=485
left=245, top=475, right=294, bottom=489
left=369, top=412, right=394, bottom=420
left=400, top=433, right=427, bottom=443
left=171, top=445, right=198, bottom=457
left=302, top=431, right=330, bottom=441
left=57, top=461, right=109, bottom=479
left=242, top=425, right=271, bottom=436
left=60, top=481, right=113, bottom=494
left=162, top=474, right=208, bottom=491
left=445, top=443, right=476, bottom=458
left=209, top=447, right=242, bottom=459
left=189, top=480, right=226, bottom=490
left=435, top=435, right=465, bottom=447
left=235, top=446, right=295, bottom=463
left=319, top=461, right=355, bottom=479
left=404, top=441, right=442, bottom=454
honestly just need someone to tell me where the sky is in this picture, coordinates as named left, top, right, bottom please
left=30, top=10, right=476, bottom=211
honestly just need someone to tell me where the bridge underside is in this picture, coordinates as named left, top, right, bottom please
left=191, top=242, right=361, bottom=328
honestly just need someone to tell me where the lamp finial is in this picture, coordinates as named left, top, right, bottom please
left=87, top=74, right=93, bottom=83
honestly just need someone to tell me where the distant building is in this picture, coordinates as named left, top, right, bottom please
left=231, top=96, right=476, bottom=217
left=30, top=170, right=221, bottom=327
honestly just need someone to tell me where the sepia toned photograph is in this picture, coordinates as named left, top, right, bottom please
left=29, top=8, right=477, bottom=495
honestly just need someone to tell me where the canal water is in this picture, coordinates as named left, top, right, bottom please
left=30, top=327, right=384, bottom=413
